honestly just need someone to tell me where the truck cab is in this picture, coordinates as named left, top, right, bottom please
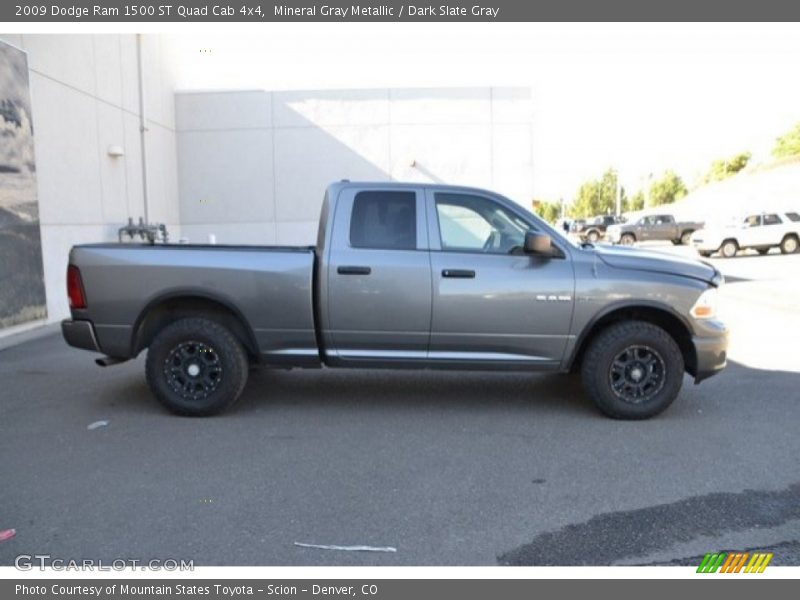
left=317, top=182, right=574, bottom=368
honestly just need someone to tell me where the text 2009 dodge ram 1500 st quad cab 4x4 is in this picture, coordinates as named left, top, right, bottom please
left=62, top=181, right=728, bottom=419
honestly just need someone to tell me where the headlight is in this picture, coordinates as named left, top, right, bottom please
left=690, top=288, right=717, bottom=319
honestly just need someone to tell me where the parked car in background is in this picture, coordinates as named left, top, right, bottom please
left=61, top=181, right=728, bottom=420
left=569, top=218, right=587, bottom=236
left=572, top=215, right=625, bottom=243
left=691, top=212, right=800, bottom=258
left=607, top=214, right=704, bottom=246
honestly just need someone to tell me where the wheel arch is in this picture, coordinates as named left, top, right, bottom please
left=567, top=302, right=697, bottom=377
left=130, top=290, right=260, bottom=360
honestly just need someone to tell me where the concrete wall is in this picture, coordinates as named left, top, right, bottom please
left=0, top=34, right=180, bottom=328
left=175, top=87, right=534, bottom=245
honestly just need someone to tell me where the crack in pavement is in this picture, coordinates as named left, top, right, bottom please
left=498, top=482, right=800, bottom=566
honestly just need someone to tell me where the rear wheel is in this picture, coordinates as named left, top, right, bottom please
left=581, top=321, right=684, bottom=419
left=720, top=239, right=738, bottom=258
left=586, top=230, right=600, bottom=243
left=780, top=235, right=799, bottom=254
left=145, top=317, right=249, bottom=416
left=680, top=230, right=694, bottom=245
left=620, top=233, right=636, bottom=246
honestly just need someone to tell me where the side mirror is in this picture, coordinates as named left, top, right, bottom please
left=524, top=232, right=552, bottom=256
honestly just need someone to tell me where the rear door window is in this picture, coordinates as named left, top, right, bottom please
left=350, top=191, right=417, bottom=250
left=763, top=214, right=783, bottom=226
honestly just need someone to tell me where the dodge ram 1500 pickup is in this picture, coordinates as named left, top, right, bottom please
left=607, top=214, right=704, bottom=246
left=62, top=181, right=728, bottom=419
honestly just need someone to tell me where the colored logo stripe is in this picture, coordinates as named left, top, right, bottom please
left=698, top=552, right=772, bottom=573
left=697, top=553, right=726, bottom=573
left=744, top=553, right=773, bottom=573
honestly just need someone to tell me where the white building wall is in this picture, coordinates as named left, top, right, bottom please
left=0, top=34, right=181, bottom=326
left=175, top=87, right=534, bottom=245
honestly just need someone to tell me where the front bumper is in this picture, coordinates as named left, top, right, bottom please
left=61, top=319, right=101, bottom=353
left=692, top=319, right=729, bottom=383
left=691, top=238, right=719, bottom=252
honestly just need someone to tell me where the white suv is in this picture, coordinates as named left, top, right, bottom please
left=691, top=212, right=800, bottom=258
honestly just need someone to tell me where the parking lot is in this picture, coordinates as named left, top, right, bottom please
left=1, top=243, right=799, bottom=566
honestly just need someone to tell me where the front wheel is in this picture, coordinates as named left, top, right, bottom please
left=780, top=235, right=799, bottom=254
left=586, top=230, right=600, bottom=243
left=720, top=239, right=738, bottom=258
left=145, top=317, right=249, bottom=416
left=581, top=321, right=684, bottom=419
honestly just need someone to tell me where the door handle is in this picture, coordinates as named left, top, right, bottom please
left=442, top=269, right=475, bottom=278
left=337, top=265, right=371, bottom=275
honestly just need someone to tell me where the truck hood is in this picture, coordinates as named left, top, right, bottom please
left=593, top=244, right=719, bottom=284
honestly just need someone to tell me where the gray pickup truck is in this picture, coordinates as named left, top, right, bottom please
left=606, top=214, right=704, bottom=246
left=62, top=181, right=728, bottom=419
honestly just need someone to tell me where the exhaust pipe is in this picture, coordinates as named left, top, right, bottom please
left=95, top=357, right=128, bottom=367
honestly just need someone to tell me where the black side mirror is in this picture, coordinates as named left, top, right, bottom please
left=524, top=232, right=552, bottom=256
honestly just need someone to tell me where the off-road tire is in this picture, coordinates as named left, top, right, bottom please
left=145, top=317, right=249, bottom=416
left=581, top=321, right=684, bottom=420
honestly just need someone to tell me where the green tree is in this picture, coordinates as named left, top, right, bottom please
left=625, top=190, right=645, bottom=212
left=704, top=151, right=751, bottom=182
left=772, top=122, right=800, bottom=159
left=648, top=170, right=687, bottom=207
left=569, top=168, right=619, bottom=218
left=532, top=199, right=561, bottom=223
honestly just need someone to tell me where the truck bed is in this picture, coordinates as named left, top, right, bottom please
left=69, top=243, right=319, bottom=364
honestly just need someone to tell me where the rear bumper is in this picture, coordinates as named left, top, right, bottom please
left=61, top=319, right=100, bottom=353
left=692, top=320, right=729, bottom=383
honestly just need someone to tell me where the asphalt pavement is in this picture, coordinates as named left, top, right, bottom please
left=1, top=245, right=799, bottom=566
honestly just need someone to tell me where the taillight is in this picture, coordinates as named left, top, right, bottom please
left=67, top=265, right=87, bottom=309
